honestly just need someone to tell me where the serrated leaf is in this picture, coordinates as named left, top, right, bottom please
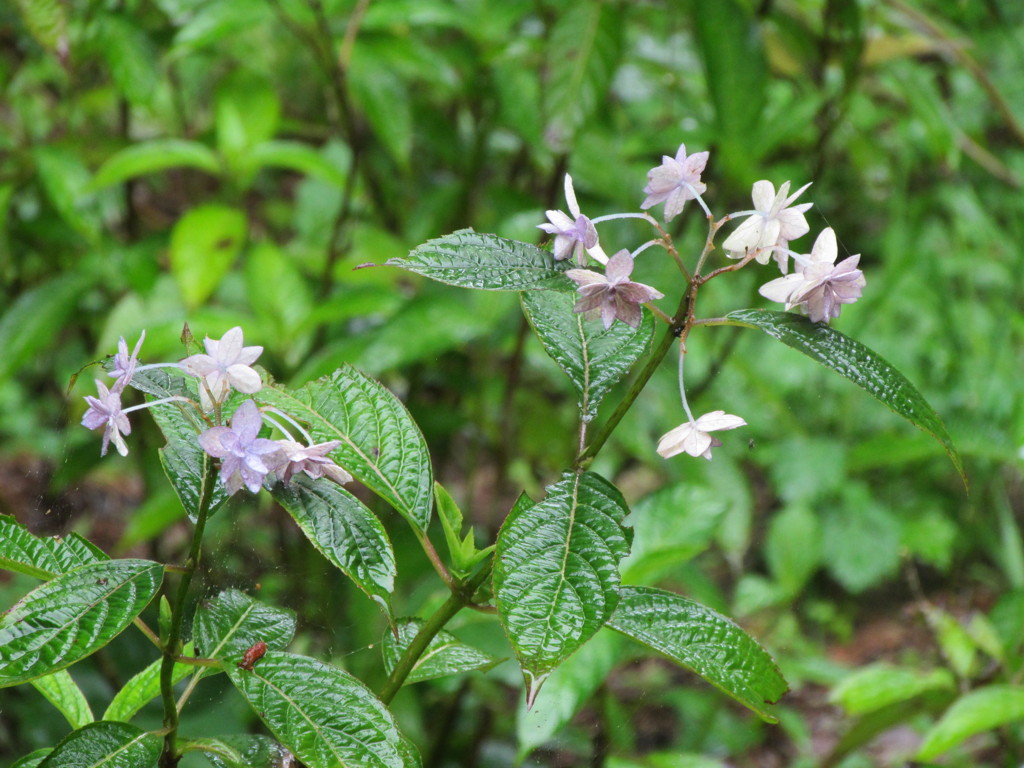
left=917, top=685, right=1024, bottom=760
left=103, top=643, right=195, bottom=723
left=246, top=140, right=347, bottom=187
left=522, top=290, right=654, bottom=420
left=90, top=140, right=221, bottom=190
left=31, top=670, right=95, bottom=729
left=193, top=589, right=296, bottom=664
left=607, top=586, right=787, bottom=722
left=227, top=652, right=421, bottom=767
left=170, top=204, right=247, bottom=308
left=0, top=273, right=92, bottom=381
left=543, top=2, right=623, bottom=147
left=830, top=663, right=955, bottom=716
left=381, top=619, right=500, bottom=685
left=493, top=471, right=632, bottom=700
left=386, top=230, right=573, bottom=291
left=183, top=735, right=288, bottom=768
left=38, top=721, right=161, bottom=768
left=255, top=368, right=433, bottom=534
left=727, top=309, right=964, bottom=484
left=271, top=477, right=395, bottom=616
left=0, top=515, right=108, bottom=580
left=0, top=560, right=164, bottom=687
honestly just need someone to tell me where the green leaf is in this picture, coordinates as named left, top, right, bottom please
left=433, top=482, right=492, bottom=578
left=227, top=651, right=421, bottom=767
left=917, top=685, right=1024, bottom=760
left=543, top=2, right=623, bottom=147
left=765, top=505, right=822, bottom=598
left=516, top=630, right=623, bottom=758
left=103, top=643, right=195, bottom=723
left=95, top=14, right=159, bottom=107
left=271, top=477, right=395, bottom=616
left=726, top=309, right=964, bottom=484
left=38, top=721, right=161, bottom=768
left=822, top=485, right=900, bottom=593
left=381, top=618, right=500, bottom=685
left=216, top=70, right=280, bottom=157
left=607, top=586, right=787, bottom=722
left=386, top=230, right=573, bottom=291
left=10, top=749, right=52, bottom=768
left=246, top=140, right=347, bottom=187
left=830, top=663, right=955, bottom=716
left=170, top=204, right=247, bottom=308
left=192, top=589, right=296, bottom=664
left=522, top=290, right=654, bottom=421
left=349, top=51, right=412, bottom=168
left=171, top=0, right=273, bottom=53
left=493, top=471, right=632, bottom=702
left=31, top=670, right=95, bottom=729
left=14, top=0, right=66, bottom=53
left=0, top=515, right=108, bottom=580
left=692, top=0, right=767, bottom=180
left=34, top=146, right=99, bottom=237
left=0, top=560, right=164, bottom=687
left=0, top=273, right=91, bottom=381
left=182, top=735, right=286, bottom=768
left=90, top=140, right=221, bottom=190
left=256, top=368, right=433, bottom=534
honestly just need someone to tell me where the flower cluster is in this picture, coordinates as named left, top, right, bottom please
left=535, top=143, right=866, bottom=461
left=81, top=327, right=351, bottom=495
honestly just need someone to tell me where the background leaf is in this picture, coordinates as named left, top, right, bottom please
left=522, top=289, right=654, bottom=420
left=917, top=685, right=1024, bottom=760
left=386, top=230, right=573, bottom=291
left=727, top=309, right=964, bottom=483
left=493, top=471, right=632, bottom=701
left=0, top=560, right=163, bottom=687
left=169, top=204, right=247, bottom=308
left=381, top=618, right=500, bottom=685
left=271, top=477, right=396, bottom=616
left=227, top=651, right=421, bottom=768
left=607, top=586, right=788, bottom=722
left=90, top=140, right=222, bottom=190
left=38, top=721, right=161, bottom=768
left=830, top=663, right=955, bottom=716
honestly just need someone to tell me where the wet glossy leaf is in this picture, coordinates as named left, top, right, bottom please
left=494, top=472, right=632, bottom=700
left=169, top=204, right=247, bottom=308
left=0, top=560, right=164, bottom=687
left=917, top=685, right=1024, bottom=760
left=30, top=670, right=94, bottom=729
left=727, top=309, right=964, bottom=484
left=386, top=230, right=572, bottom=291
left=184, top=735, right=289, bottom=768
left=522, top=290, right=654, bottom=420
left=193, top=589, right=296, bottom=664
left=381, top=618, right=500, bottom=685
left=103, top=642, right=195, bottom=723
left=90, top=140, right=221, bottom=190
left=608, top=586, right=787, bottom=722
left=256, top=368, right=433, bottom=534
left=0, top=515, right=107, bottom=580
left=38, top=721, right=161, bottom=768
left=227, top=651, right=421, bottom=767
left=272, top=477, right=395, bottom=616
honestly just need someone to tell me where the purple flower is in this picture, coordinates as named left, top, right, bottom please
left=566, top=249, right=665, bottom=330
left=108, top=331, right=145, bottom=392
left=538, top=174, right=600, bottom=266
left=759, top=228, right=866, bottom=323
left=656, top=411, right=747, bottom=461
left=640, top=144, right=709, bottom=222
left=82, top=380, right=132, bottom=457
left=275, top=440, right=353, bottom=486
left=180, top=327, right=263, bottom=410
left=199, top=400, right=283, bottom=494
left=723, top=180, right=813, bottom=270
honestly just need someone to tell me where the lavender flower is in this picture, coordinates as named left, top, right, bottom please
left=82, top=380, right=132, bottom=457
left=722, top=180, right=812, bottom=270
left=180, top=327, right=263, bottom=410
left=108, top=331, right=145, bottom=392
left=656, top=411, right=747, bottom=461
left=275, top=440, right=353, bottom=486
left=566, top=250, right=665, bottom=330
left=538, top=174, right=601, bottom=266
left=199, top=400, right=284, bottom=494
left=759, top=228, right=866, bottom=323
left=640, top=143, right=710, bottom=221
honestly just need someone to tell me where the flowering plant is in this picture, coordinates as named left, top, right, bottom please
left=0, top=144, right=962, bottom=768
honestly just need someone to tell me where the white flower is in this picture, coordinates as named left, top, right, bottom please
left=180, top=327, right=263, bottom=410
left=656, top=411, right=747, bottom=460
left=275, top=440, right=353, bottom=486
left=538, top=174, right=600, bottom=266
left=759, top=228, right=865, bottom=323
left=640, top=144, right=710, bottom=221
left=722, top=180, right=812, bottom=270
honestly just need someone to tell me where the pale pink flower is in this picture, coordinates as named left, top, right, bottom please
left=275, top=440, right=353, bottom=486
left=640, top=144, right=709, bottom=221
left=723, top=180, right=812, bottom=270
left=82, top=380, right=131, bottom=457
left=199, top=400, right=283, bottom=495
left=657, top=411, right=747, bottom=460
left=538, top=175, right=600, bottom=266
left=566, top=250, right=664, bottom=329
left=108, top=331, right=145, bottom=392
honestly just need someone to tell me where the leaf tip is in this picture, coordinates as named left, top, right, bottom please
left=523, top=670, right=550, bottom=711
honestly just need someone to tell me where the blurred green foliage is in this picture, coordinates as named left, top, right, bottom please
left=2, top=0, right=1024, bottom=765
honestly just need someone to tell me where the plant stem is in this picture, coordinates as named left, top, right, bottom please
left=377, top=564, right=493, bottom=704
left=158, top=489, right=213, bottom=768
